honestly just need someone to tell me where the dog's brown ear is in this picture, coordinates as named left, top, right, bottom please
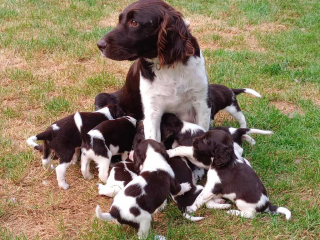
left=159, top=142, right=170, bottom=160
left=133, top=146, right=146, bottom=173
left=157, top=10, right=194, bottom=68
left=214, top=144, right=233, bottom=168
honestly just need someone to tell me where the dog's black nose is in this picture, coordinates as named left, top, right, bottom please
left=97, top=39, right=107, bottom=50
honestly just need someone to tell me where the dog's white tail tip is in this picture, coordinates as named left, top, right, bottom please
left=26, top=136, right=38, bottom=148
left=247, top=129, right=273, bottom=135
left=277, top=207, right=291, bottom=220
left=74, top=112, right=82, bottom=132
left=244, top=88, right=262, bottom=98
left=183, top=213, right=205, bottom=222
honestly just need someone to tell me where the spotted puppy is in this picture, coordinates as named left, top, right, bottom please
left=96, top=140, right=191, bottom=239
left=98, top=158, right=138, bottom=197
left=168, top=130, right=291, bottom=220
left=209, top=84, right=261, bottom=128
left=75, top=115, right=136, bottom=184
left=26, top=104, right=124, bottom=189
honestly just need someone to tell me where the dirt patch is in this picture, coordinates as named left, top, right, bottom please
left=0, top=159, right=112, bottom=239
left=99, top=13, right=119, bottom=28
left=213, top=111, right=235, bottom=126
left=0, top=49, right=28, bottom=72
left=270, top=101, right=304, bottom=117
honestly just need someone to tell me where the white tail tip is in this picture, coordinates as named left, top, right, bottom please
left=247, top=129, right=273, bottom=135
left=74, top=112, right=82, bottom=132
left=277, top=207, right=291, bottom=220
left=244, top=88, right=262, bottom=98
left=183, top=213, right=205, bottom=222
left=26, top=136, right=38, bottom=148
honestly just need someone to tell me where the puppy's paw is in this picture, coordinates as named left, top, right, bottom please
left=166, top=149, right=175, bottom=158
left=180, top=182, right=191, bottom=194
left=154, top=235, right=166, bottom=240
left=206, top=200, right=231, bottom=209
left=59, top=182, right=69, bottom=190
left=213, top=198, right=225, bottom=204
left=186, top=205, right=197, bottom=213
left=84, top=173, right=94, bottom=180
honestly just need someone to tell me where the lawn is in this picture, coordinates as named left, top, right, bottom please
left=0, top=0, right=319, bottom=239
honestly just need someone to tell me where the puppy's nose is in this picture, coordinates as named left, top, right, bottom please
left=97, top=39, right=107, bottom=50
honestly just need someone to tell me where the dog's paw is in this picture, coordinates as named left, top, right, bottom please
left=84, top=173, right=94, bottom=180
left=206, top=200, right=231, bottom=209
left=213, top=198, right=225, bottom=204
left=59, top=182, right=69, bottom=190
left=186, top=205, right=197, bottom=213
left=180, top=182, right=191, bottom=194
left=154, top=235, right=166, bottom=240
left=167, top=149, right=175, bottom=158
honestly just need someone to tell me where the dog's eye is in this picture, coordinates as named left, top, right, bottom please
left=129, top=19, right=138, bottom=27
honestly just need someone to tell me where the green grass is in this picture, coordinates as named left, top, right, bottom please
left=0, top=0, right=319, bottom=239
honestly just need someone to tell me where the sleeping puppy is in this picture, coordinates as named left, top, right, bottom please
left=209, top=84, right=261, bottom=128
left=96, top=139, right=191, bottom=239
left=26, top=104, right=124, bottom=189
left=98, top=158, right=138, bottom=197
left=167, top=130, right=291, bottom=220
left=75, top=115, right=136, bottom=183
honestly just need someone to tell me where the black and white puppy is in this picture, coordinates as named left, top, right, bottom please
left=75, top=115, right=136, bottom=183
left=26, top=104, right=124, bottom=189
left=209, top=84, right=261, bottom=128
left=97, top=0, right=211, bottom=141
left=96, top=139, right=191, bottom=239
left=98, top=158, right=138, bottom=197
left=168, top=130, right=291, bottom=220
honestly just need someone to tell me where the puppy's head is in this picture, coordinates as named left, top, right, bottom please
left=193, top=130, right=234, bottom=168
left=97, top=0, right=196, bottom=67
left=160, top=113, right=183, bottom=141
left=133, top=139, right=169, bottom=172
left=132, top=121, right=145, bottom=150
left=108, top=104, right=125, bottom=119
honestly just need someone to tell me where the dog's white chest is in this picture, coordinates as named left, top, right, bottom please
left=140, top=53, right=208, bottom=112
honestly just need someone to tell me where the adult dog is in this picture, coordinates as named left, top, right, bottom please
left=97, top=0, right=211, bottom=141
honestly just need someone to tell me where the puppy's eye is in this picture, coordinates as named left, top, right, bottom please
left=129, top=19, right=138, bottom=27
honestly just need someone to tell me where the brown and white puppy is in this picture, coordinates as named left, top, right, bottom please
left=75, top=115, right=136, bottom=184
left=98, top=158, right=138, bottom=197
left=97, top=0, right=211, bottom=141
left=96, top=139, right=191, bottom=239
left=209, top=84, right=261, bottom=128
left=26, top=104, right=124, bottom=189
left=167, top=130, right=291, bottom=220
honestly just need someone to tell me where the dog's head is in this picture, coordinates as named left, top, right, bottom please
left=160, top=113, right=183, bottom=141
left=193, top=130, right=235, bottom=168
left=133, top=139, right=169, bottom=172
left=94, top=93, right=118, bottom=111
left=97, top=0, right=197, bottom=67
left=108, top=104, right=125, bottom=119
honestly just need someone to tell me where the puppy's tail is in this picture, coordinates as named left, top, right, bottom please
left=246, top=129, right=273, bottom=135
left=95, top=205, right=114, bottom=221
left=26, top=130, right=52, bottom=150
left=74, top=112, right=90, bottom=144
left=232, top=88, right=262, bottom=98
left=266, top=202, right=291, bottom=220
left=183, top=213, right=205, bottom=222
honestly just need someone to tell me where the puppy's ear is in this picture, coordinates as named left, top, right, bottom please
left=159, top=142, right=170, bottom=160
left=157, top=10, right=194, bottom=68
left=214, top=144, right=233, bottom=168
left=133, top=147, right=146, bottom=173
left=109, top=104, right=124, bottom=119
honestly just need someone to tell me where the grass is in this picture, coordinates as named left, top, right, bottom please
left=0, top=0, right=319, bottom=239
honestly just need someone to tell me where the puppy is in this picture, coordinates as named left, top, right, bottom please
left=97, top=158, right=138, bottom=197
left=26, top=104, right=124, bottom=189
left=168, top=130, right=291, bottom=220
left=209, top=84, right=261, bottom=128
left=96, top=139, right=191, bottom=239
left=75, top=115, right=136, bottom=183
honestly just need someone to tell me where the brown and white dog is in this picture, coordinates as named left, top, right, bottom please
left=75, top=115, right=137, bottom=183
left=26, top=104, right=124, bottom=189
left=167, top=130, right=291, bottom=220
left=97, top=0, right=211, bottom=141
left=96, top=140, right=191, bottom=239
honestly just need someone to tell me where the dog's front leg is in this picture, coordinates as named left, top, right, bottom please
left=194, top=100, right=211, bottom=131
left=143, top=108, right=162, bottom=141
left=167, top=146, right=194, bottom=159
